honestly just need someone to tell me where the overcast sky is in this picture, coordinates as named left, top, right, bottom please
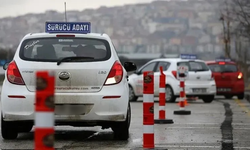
left=0, top=0, right=155, bottom=18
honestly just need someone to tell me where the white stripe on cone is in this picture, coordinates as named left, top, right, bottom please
left=179, top=97, right=185, bottom=101
left=179, top=107, right=185, bottom=110
left=35, top=112, right=54, bottom=128
left=143, top=125, right=154, bottom=134
left=143, top=94, right=154, bottom=102
left=180, top=87, right=184, bottom=91
left=159, top=88, right=165, bottom=93
left=159, top=106, right=165, bottom=111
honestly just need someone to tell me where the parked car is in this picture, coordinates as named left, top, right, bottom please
left=128, top=54, right=216, bottom=103
left=0, top=22, right=137, bottom=140
left=206, top=58, right=244, bottom=99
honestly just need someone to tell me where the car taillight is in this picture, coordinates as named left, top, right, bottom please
left=172, top=71, right=177, bottom=79
left=238, top=72, right=243, bottom=79
left=7, top=61, right=25, bottom=85
left=104, top=61, right=123, bottom=85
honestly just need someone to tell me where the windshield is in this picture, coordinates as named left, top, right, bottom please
left=177, top=61, right=209, bottom=72
left=208, top=64, right=238, bottom=73
left=19, top=38, right=111, bottom=62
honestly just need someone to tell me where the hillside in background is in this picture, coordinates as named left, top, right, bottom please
left=0, top=0, right=224, bottom=60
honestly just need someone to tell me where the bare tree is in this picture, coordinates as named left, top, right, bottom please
left=230, top=0, right=250, bottom=38
left=220, top=0, right=250, bottom=84
left=219, top=0, right=235, bottom=58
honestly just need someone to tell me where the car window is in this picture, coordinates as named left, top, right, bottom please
left=140, top=62, right=157, bottom=73
left=177, top=61, right=209, bottom=72
left=155, top=61, right=170, bottom=72
left=208, top=64, right=238, bottom=72
left=19, top=38, right=111, bottom=62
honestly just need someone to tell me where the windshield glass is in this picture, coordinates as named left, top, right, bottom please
left=177, top=61, right=209, bottom=72
left=208, top=64, right=238, bottom=73
left=19, top=38, right=111, bottom=62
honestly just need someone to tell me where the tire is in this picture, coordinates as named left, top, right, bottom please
left=1, top=115, right=18, bottom=140
left=202, top=95, right=214, bottom=103
left=165, top=85, right=176, bottom=103
left=129, top=85, right=138, bottom=102
left=237, top=93, right=244, bottom=100
left=224, top=95, right=233, bottom=99
left=112, top=103, right=131, bottom=140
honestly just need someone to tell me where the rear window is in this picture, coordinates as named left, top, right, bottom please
left=177, top=61, right=209, bottom=72
left=208, top=64, right=238, bottom=73
left=19, top=37, right=111, bottom=62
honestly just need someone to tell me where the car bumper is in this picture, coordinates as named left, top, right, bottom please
left=1, top=81, right=129, bottom=123
left=174, top=81, right=216, bottom=96
left=216, top=80, right=245, bottom=95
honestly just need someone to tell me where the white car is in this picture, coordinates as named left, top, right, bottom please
left=128, top=55, right=216, bottom=103
left=0, top=22, right=137, bottom=140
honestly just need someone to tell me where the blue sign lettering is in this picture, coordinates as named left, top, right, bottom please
left=180, top=54, right=197, bottom=59
left=45, top=22, right=91, bottom=34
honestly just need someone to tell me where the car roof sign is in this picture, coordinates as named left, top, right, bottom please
left=215, top=58, right=231, bottom=62
left=45, top=22, right=91, bottom=34
left=180, top=54, right=197, bottom=60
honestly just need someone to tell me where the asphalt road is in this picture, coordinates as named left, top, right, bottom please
left=1, top=91, right=250, bottom=150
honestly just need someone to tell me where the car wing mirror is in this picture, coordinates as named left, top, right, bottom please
left=3, top=62, right=9, bottom=70
left=124, top=62, right=137, bottom=72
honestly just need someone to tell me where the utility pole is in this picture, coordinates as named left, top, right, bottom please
left=64, top=2, right=67, bottom=22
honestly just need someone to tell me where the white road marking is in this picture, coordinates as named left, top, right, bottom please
left=172, top=123, right=220, bottom=125
left=155, top=145, right=221, bottom=148
left=165, top=127, right=219, bottom=129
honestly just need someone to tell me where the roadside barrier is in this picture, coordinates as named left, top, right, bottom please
left=154, top=66, right=174, bottom=124
left=173, top=78, right=191, bottom=115
left=143, top=71, right=154, bottom=149
left=35, top=71, right=55, bottom=150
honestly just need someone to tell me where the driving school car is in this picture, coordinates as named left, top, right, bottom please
left=206, top=58, right=244, bottom=99
left=0, top=22, right=137, bottom=140
left=128, top=54, right=216, bottom=103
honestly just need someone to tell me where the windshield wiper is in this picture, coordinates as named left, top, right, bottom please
left=57, top=56, right=94, bottom=66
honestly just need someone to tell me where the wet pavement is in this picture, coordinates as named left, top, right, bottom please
left=0, top=96, right=250, bottom=150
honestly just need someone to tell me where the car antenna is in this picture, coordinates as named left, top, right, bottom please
left=64, top=2, right=67, bottom=22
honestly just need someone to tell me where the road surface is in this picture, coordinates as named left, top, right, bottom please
left=0, top=88, right=250, bottom=149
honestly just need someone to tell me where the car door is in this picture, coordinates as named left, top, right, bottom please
left=134, top=62, right=158, bottom=96
left=154, top=61, right=171, bottom=95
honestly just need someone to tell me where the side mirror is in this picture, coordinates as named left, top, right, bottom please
left=3, top=62, right=9, bottom=70
left=124, top=62, right=137, bottom=72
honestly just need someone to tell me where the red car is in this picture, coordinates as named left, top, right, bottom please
left=206, top=59, right=244, bottom=99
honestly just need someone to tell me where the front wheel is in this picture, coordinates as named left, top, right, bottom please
left=112, top=103, right=131, bottom=140
left=165, top=85, right=176, bottom=103
left=1, top=115, right=18, bottom=140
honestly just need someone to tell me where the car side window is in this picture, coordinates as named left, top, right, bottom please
left=140, top=62, right=157, bottom=73
left=156, top=61, right=170, bottom=72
